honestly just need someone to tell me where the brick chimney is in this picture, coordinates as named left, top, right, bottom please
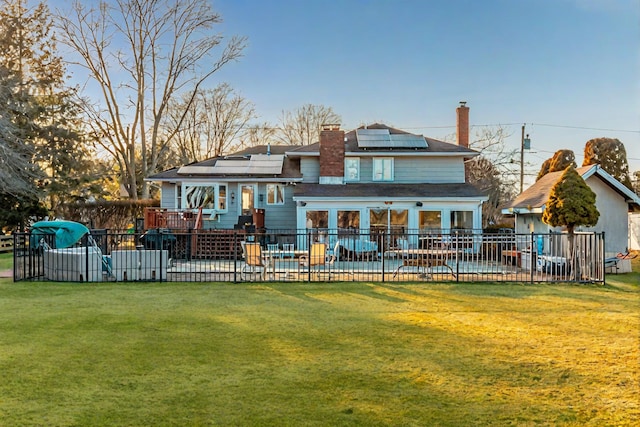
left=319, top=124, right=345, bottom=184
left=456, top=101, right=469, bottom=148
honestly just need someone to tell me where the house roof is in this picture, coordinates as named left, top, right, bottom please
left=147, top=145, right=303, bottom=181
left=287, top=123, right=478, bottom=157
left=147, top=124, right=478, bottom=182
left=502, top=165, right=640, bottom=214
left=293, top=183, right=487, bottom=200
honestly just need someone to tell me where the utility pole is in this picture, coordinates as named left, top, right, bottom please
left=520, top=124, right=525, bottom=193
left=519, top=125, right=531, bottom=193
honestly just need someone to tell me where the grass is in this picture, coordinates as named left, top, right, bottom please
left=0, top=252, right=12, bottom=271
left=0, top=253, right=638, bottom=425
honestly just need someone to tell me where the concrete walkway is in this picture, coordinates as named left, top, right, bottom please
left=0, top=269, right=12, bottom=278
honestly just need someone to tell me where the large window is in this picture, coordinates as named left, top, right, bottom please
left=373, top=157, right=393, bottom=181
left=419, top=211, right=442, bottom=230
left=306, top=211, right=328, bottom=229
left=338, top=210, right=360, bottom=229
left=344, top=158, right=360, bottom=181
left=266, top=184, right=285, bottom=205
left=451, top=210, right=473, bottom=230
left=184, top=184, right=227, bottom=212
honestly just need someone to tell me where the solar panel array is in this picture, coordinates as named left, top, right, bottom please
left=356, top=128, right=427, bottom=149
left=178, top=154, right=284, bottom=175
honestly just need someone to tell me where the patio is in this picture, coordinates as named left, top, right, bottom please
left=12, top=229, right=606, bottom=284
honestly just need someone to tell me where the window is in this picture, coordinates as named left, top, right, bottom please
left=419, top=211, right=442, bottom=230
left=183, top=184, right=227, bottom=212
left=176, top=184, right=182, bottom=210
left=306, top=211, right=328, bottom=229
left=451, top=211, right=473, bottom=230
left=241, top=185, right=254, bottom=216
left=218, top=185, right=226, bottom=210
left=266, top=184, right=285, bottom=205
left=344, top=158, right=360, bottom=181
left=338, top=210, right=360, bottom=229
left=373, top=157, right=393, bottom=181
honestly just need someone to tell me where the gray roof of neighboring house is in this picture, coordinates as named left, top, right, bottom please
left=503, top=165, right=640, bottom=213
left=293, top=183, right=487, bottom=199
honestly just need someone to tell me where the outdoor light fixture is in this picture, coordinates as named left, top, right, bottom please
left=416, top=201, right=423, bottom=207
left=231, top=192, right=235, bottom=202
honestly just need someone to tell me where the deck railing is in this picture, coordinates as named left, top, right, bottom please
left=12, top=229, right=607, bottom=284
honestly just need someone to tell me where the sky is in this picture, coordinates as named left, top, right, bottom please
left=207, top=0, right=640, bottom=187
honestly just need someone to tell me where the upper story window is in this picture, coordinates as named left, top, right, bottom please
left=183, top=183, right=227, bottom=212
left=266, top=184, right=285, bottom=205
left=344, top=158, right=360, bottom=181
left=373, top=157, right=393, bottom=181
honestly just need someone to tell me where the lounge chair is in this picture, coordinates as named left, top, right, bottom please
left=298, top=242, right=335, bottom=279
left=604, top=251, right=637, bottom=274
left=241, top=242, right=272, bottom=280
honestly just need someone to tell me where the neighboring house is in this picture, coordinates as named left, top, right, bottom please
left=501, top=165, right=640, bottom=255
left=147, top=103, right=487, bottom=248
left=628, top=213, right=640, bottom=250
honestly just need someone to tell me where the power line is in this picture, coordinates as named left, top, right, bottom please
left=529, top=123, right=640, bottom=134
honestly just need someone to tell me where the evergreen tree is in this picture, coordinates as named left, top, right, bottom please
left=536, top=149, right=576, bottom=181
left=542, top=166, right=599, bottom=280
left=582, top=137, right=633, bottom=189
left=0, top=0, right=102, bottom=220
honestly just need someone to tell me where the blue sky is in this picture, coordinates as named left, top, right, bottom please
left=210, top=0, right=640, bottom=184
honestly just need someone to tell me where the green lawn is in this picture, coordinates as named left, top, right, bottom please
left=0, top=252, right=11, bottom=271
left=1, top=268, right=638, bottom=426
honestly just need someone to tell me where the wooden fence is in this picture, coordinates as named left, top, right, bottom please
left=0, top=235, right=13, bottom=253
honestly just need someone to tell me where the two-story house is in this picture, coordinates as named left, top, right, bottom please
left=147, top=103, right=487, bottom=249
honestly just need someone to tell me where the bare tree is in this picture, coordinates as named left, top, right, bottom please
left=238, top=122, right=277, bottom=150
left=465, top=126, right=519, bottom=227
left=56, top=0, right=246, bottom=199
left=167, top=83, right=255, bottom=163
left=275, top=104, right=341, bottom=145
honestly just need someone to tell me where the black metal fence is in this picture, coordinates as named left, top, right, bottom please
left=13, top=229, right=607, bottom=284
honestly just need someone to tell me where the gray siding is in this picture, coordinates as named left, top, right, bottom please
left=262, top=185, right=298, bottom=230
left=161, top=183, right=176, bottom=209
left=355, top=156, right=465, bottom=184
left=301, top=155, right=465, bottom=184
left=300, top=158, right=319, bottom=183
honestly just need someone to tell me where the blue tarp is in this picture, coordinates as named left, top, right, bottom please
left=30, top=220, right=89, bottom=249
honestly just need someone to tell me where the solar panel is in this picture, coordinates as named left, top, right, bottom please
left=177, top=165, right=218, bottom=175
left=356, top=128, right=427, bottom=148
left=181, top=154, right=284, bottom=175
left=389, top=133, right=428, bottom=148
left=356, top=129, right=391, bottom=148
left=210, top=160, right=250, bottom=175
left=246, top=154, right=284, bottom=174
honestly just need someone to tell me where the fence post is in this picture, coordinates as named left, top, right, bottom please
left=233, top=231, right=238, bottom=283
left=530, top=232, right=535, bottom=284
left=601, top=232, right=606, bottom=285
left=381, top=233, right=386, bottom=282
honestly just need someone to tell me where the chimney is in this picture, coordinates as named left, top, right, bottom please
left=456, top=101, right=469, bottom=148
left=319, top=124, right=345, bottom=185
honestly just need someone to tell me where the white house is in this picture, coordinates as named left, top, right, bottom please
left=502, top=165, right=640, bottom=256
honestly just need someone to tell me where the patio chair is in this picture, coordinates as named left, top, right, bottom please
left=298, top=242, right=335, bottom=279
left=604, top=251, right=637, bottom=274
left=241, top=242, right=272, bottom=280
